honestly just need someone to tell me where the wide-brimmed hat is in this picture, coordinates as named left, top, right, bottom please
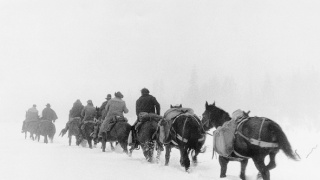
left=105, top=94, right=111, bottom=99
left=114, top=91, right=124, bottom=98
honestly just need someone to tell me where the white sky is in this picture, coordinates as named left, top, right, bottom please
left=1, top=1, right=320, bottom=127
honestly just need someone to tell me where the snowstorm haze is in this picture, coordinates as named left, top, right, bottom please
left=1, top=0, right=319, bottom=130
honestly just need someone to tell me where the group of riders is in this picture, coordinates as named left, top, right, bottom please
left=23, top=88, right=162, bottom=149
left=22, top=103, right=58, bottom=133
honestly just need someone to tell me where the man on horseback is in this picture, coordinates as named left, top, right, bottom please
left=99, top=94, right=111, bottom=120
left=91, top=94, right=112, bottom=140
left=81, top=100, right=96, bottom=126
left=41, top=103, right=58, bottom=122
left=131, top=88, right=161, bottom=149
left=98, top=91, right=129, bottom=140
left=60, top=99, right=84, bottom=136
left=22, top=104, right=40, bottom=133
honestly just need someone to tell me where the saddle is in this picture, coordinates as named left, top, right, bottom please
left=135, top=112, right=162, bottom=131
left=212, top=110, right=248, bottom=157
left=107, top=116, right=128, bottom=132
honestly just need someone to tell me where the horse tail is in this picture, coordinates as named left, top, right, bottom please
left=270, top=122, right=299, bottom=161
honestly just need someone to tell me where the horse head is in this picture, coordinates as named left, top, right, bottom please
left=95, top=106, right=102, bottom=120
left=201, top=101, right=231, bottom=131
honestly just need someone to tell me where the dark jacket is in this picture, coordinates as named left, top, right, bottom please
left=69, top=102, right=84, bottom=118
left=42, top=107, right=58, bottom=121
left=81, top=103, right=96, bottom=121
left=136, top=94, right=160, bottom=115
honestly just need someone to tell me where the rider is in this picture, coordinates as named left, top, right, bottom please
left=41, top=103, right=58, bottom=122
left=100, top=94, right=112, bottom=120
left=61, top=99, right=84, bottom=135
left=22, top=104, right=40, bottom=133
left=91, top=94, right=111, bottom=140
left=131, top=88, right=161, bottom=149
left=98, top=91, right=129, bottom=141
left=80, top=100, right=96, bottom=127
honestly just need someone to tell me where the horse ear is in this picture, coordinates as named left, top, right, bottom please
left=205, top=101, right=208, bottom=108
left=179, top=104, right=182, bottom=108
left=213, top=101, right=215, bottom=106
left=170, top=105, right=173, bottom=108
left=246, top=110, right=251, bottom=116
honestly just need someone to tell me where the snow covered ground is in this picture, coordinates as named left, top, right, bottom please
left=0, top=121, right=319, bottom=180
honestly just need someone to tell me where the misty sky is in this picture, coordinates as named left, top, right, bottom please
left=1, top=1, right=319, bottom=128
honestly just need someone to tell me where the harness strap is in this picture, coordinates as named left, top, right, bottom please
left=233, top=150, right=250, bottom=159
left=236, top=118, right=279, bottom=148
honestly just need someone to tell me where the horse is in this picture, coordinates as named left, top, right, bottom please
left=93, top=107, right=117, bottom=150
left=128, top=114, right=162, bottom=162
left=160, top=105, right=206, bottom=171
left=99, top=116, right=131, bottom=153
left=22, top=120, right=40, bottom=140
left=36, top=120, right=56, bottom=144
left=76, top=120, right=95, bottom=149
left=201, top=102, right=298, bottom=180
left=59, top=117, right=81, bottom=146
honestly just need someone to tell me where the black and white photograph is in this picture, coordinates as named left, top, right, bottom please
left=1, top=1, right=319, bottom=180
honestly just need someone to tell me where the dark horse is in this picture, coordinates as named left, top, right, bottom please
left=128, top=115, right=162, bottom=162
left=201, top=102, right=298, bottom=180
left=99, top=117, right=131, bottom=154
left=59, top=117, right=81, bottom=146
left=161, top=105, right=206, bottom=171
left=36, top=120, right=56, bottom=144
left=23, top=120, right=40, bottom=140
left=76, top=120, right=95, bottom=149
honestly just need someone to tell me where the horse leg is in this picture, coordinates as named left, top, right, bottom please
left=25, top=132, right=27, bottom=139
left=155, top=143, right=161, bottom=163
left=44, top=135, right=48, bottom=144
left=101, top=138, right=106, bottom=152
left=119, top=141, right=128, bottom=154
left=88, top=138, right=93, bottom=149
left=110, top=142, right=115, bottom=151
left=165, top=144, right=171, bottom=166
left=180, top=148, right=190, bottom=171
left=192, top=149, right=200, bottom=165
left=128, top=145, right=135, bottom=157
left=266, top=151, right=277, bottom=171
left=219, top=156, right=230, bottom=178
left=147, top=141, right=155, bottom=162
left=69, top=136, right=72, bottom=146
left=252, top=156, right=270, bottom=180
left=240, top=159, right=249, bottom=180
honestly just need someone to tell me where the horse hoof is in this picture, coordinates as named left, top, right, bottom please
left=220, top=174, right=226, bottom=178
left=240, top=174, right=246, bottom=180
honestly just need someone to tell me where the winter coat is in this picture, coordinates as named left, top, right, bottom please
left=42, top=107, right=58, bottom=121
left=81, top=104, right=96, bottom=121
left=105, top=97, right=129, bottom=120
left=99, top=100, right=109, bottom=119
left=25, top=107, right=39, bottom=122
left=136, top=94, right=160, bottom=116
left=69, top=102, right=84, bottom=118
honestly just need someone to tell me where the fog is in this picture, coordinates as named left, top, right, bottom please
left=1, top=0, right=319, bottom=130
